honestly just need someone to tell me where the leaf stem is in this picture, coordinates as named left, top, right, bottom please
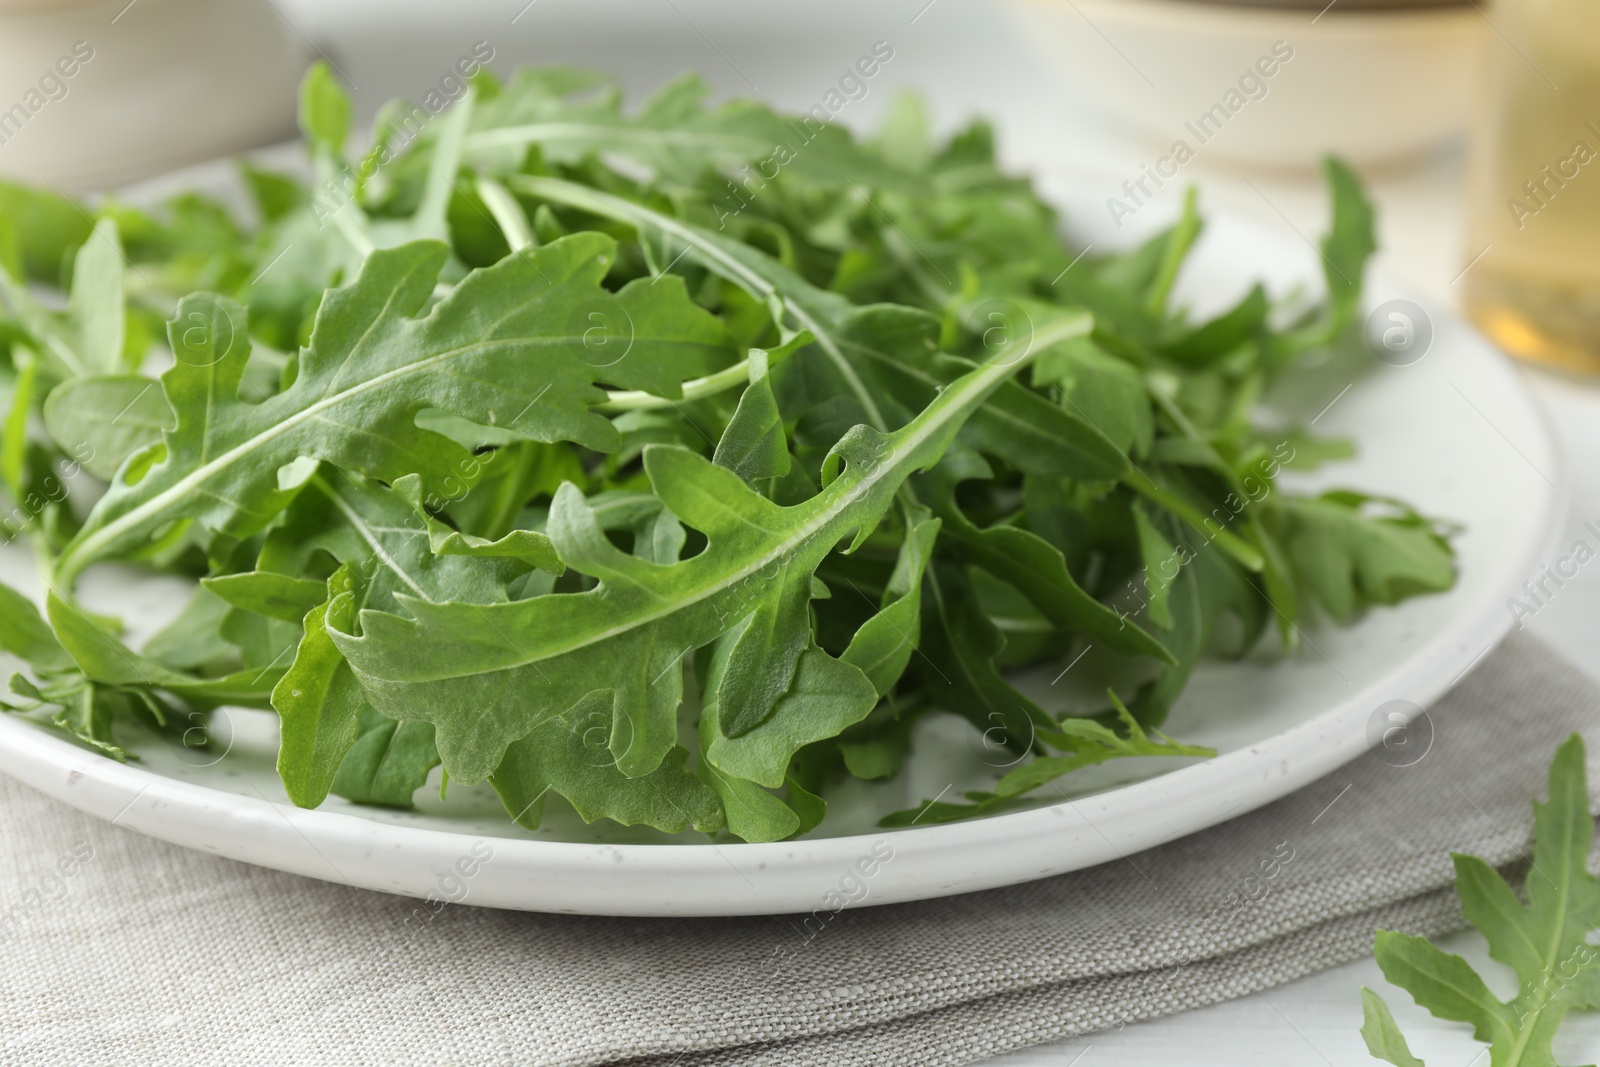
left=475, top=175, right=536, bottom=252
left=1122, top=467, right=1265, bottom=572
left=596, top=356, right=758, bottom=413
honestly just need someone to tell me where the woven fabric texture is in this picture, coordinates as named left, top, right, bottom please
left=2, top=632, right=1596, bottom=1066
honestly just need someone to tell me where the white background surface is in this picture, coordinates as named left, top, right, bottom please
left=17, top=0, right=1600, bottom=1060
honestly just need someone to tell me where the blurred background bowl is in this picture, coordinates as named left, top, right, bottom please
left=999, top=0, right=1487, bottom=169
left=0, top=0, right=303, bottom=188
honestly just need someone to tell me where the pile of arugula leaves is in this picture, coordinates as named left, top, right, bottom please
left=0, top=64, right=1456, bottom=841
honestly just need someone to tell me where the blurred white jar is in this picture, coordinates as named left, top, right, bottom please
left=0, top=0, right=304, bottom=188
left=1000, top=0, right=1487, bottom=170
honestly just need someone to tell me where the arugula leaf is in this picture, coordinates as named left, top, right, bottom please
left=43, top=374, right=172, bottom=481
left=464, top=71, right=916, bottom=192
left=492, top=696, right=724, bottom=836
left=0, top=216, right=127, bottom=381
left=1359, top=988, right=1426, bottom=1067
left=1266, top=491, right=1456, bottom=623
left=299, top=61, right=351, bottom=156
left=329, top=705, right=440, bottom=808
left=1363, top=734, right=1600, bottom=1067
left=883, top=691, right=1213, bottom=826
left=712, top=347, right=790, bottom=481
left=52, top=232, right=737, bottom=583
left=0, top=179, right=93, bottom=282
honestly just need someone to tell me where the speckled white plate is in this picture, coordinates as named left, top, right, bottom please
left=0, top=163, right=1564, bottom=916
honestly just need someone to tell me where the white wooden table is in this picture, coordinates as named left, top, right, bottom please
left=129, top=0, right=1600, bottom=1058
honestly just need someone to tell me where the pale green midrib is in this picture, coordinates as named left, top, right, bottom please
left=54, top=332, right=591, bottom=584
left=311, top=475, right=431, bottom=603
left=597, top=357, right=754, bottom=413
left=511, top=176, right=889, bottom=432
left=468, top=124, right=770, bottom=153
left=1504, top=826, right=1576, bottom=1065
left=370, top=315, right=1089, bottom=685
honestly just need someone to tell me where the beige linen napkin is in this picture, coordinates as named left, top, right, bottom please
left=2, top=631, right=1597, bottom=1067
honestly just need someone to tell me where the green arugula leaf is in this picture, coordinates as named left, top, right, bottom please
left=713, top=348, right=790, bottom=481
left=53, top=232, right=737, bottom=583
left=1266, top=491, right=1456, bottom=623
left=299, top=61, right=351, bottom=156
left=0, top=217, right=127, bottom=381
left=1359, top=988, right=1426, bottom=1067
left=1365, top=734, right=1600, bottom=1067
left=256, top=471, right=544, bottom=809
left=329, top=705, right=440, bottom=808
left=466, top=70, right=916, bottom=192
left=0, top=179, right=93, bottom=282
left=43, top=374, right=173, bottom=480
left=883, top=691, right=1213, bottom=826
left=490, top=689, right=724, bottom=835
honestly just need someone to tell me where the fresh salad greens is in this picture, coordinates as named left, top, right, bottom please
left=0, top=64, right=1457, bottom=841
left=1362, top=734, right=1600, bottom=1067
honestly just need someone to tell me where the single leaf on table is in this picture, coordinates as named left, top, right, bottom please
left=1359, top=988, right=1426, bottom=1067
left=332, top=340, right=1057, bottom=786
left=1368, top=734, right=1600, bottom=1066
left=52, top=232, right=738, bottom=584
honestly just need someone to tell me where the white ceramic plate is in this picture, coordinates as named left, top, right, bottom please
left=0, top=165, right=1563, bottom=916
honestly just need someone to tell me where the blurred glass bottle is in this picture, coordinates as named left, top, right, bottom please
left=1463, top=0, right=1600, bottom=373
